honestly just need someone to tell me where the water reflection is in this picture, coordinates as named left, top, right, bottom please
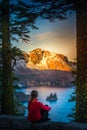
left=18, top=86, right=75, bottom=122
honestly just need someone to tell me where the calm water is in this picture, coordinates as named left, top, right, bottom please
left=18, top=86, right=75, bottom=122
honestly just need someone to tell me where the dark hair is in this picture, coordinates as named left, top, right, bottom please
left=31, top=90, right=38, bottom=98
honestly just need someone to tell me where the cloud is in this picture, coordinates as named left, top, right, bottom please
left=32, top=25, right=76, bottom=42
left=34, top=31, right=57, bottom=41
left=19, top=14, right=76, bottom=61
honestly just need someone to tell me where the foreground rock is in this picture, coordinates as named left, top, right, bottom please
left=0, top=115, right=31, bottom=130
left=0, top=115, right=87, bottom=130
left=32, top=121, right=87, bottom=130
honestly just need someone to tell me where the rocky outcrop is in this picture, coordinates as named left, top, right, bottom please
left=0, top=115, right=87, bottom=130
left=15, top=92, right=30, bottom=102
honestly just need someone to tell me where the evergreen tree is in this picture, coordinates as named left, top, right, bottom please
left=1, top=0, right=14, bottom=114
left=0, top=0, right=38, bottom=114
left=75, top=0, right=87, bottom=123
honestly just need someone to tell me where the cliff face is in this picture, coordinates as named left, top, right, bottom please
left=24, top=48, right=72, bottom=71
left=14, top=48, right=75, bottom=87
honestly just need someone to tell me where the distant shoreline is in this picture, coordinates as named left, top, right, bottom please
left=18, top=85, right=75, bottom=89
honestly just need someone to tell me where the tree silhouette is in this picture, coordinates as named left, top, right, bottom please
left=0, top=0, right=38, bottom=114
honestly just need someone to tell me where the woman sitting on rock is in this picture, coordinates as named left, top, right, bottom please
left=28, top=90, right=51, bottom=123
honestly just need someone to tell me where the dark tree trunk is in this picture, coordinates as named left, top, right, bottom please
left=1, top=0, right=15, bottom=114
left=76, top=0, right=87, bottom=122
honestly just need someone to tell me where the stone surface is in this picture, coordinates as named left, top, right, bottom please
left=32, top=121, right=54, bottom=130
left=0, top=115, right=31, bottom=130
left=0, top=115, right=87, bottom=130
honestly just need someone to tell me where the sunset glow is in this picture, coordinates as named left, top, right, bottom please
left=15, top=13, right=76, bottom=61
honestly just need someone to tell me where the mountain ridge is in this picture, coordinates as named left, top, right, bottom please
left=14, top=48, right=75, bottom=87
left=23, top=48, right=73, bottom=71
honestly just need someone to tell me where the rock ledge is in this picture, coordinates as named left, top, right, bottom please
left=0, top=115, right=87, bottom=130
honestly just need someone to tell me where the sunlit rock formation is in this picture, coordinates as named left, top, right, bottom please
left=13, top=48, right=75, bottom=87
left=24, top=48, right=72, bottom=71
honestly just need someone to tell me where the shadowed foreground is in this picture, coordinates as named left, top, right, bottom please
left=0, top=115, right=87, bottom=130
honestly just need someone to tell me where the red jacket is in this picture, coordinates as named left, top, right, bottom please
left=28, top=98, right=51, bottom=122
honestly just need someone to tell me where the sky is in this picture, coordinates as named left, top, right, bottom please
left=15, top=12, right=76, bottom=61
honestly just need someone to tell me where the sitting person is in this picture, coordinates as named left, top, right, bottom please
left=28, top=90, right=51, bottom=123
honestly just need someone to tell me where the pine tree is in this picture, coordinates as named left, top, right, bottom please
left=75, top=0, right=87, bottom=123
left=1, top=0, right=14, bottom=114
left=0, top=0, right=38, bottom=114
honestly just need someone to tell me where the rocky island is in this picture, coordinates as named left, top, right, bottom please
left=46, top=92, right=58, bottom=101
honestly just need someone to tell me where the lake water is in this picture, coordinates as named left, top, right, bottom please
left=18, top=86, right=75, bottom=122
